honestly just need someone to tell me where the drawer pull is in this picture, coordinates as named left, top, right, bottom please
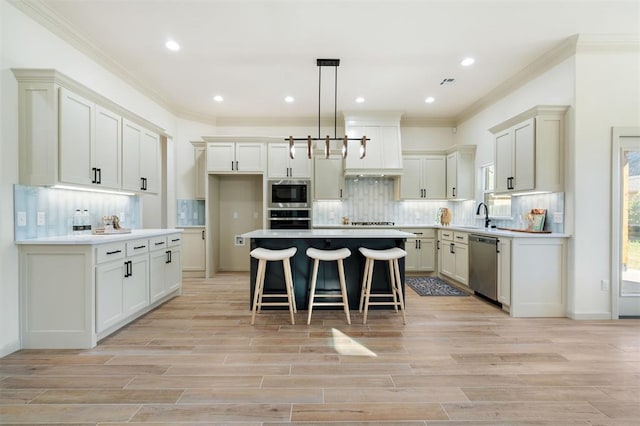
left=456, top=236, right=464, bottom=240
left=106, top=250, right=122, bottom=255
left=171, top=238, right=180, bottom=242
left=155, top=241, right=165, bottom=246
left=133, top=245, right=146, bottom=250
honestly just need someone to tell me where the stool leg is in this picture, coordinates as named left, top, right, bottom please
left=307, top=258, right=320, bottom=325
left=337, top=258, right=351, bottom=325
left=362, top=258, right=374, bottom=324
left=393, top=258, right=407, bottom=324
left=388, top=260, right=399, bottom=313
left=251, top=259, right=266, bottom=325
left=282, top=258, right=296, bottom=325
left=359, top=257, right=370, bottom=313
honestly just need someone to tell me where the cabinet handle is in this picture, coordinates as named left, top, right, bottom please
left=106, top=249, right=122, bottom=255
left=418, top=240, right=421, bottom=249
left=202, top=230, right=205, bottom=240
left=133, top=245, right=146, bottom=250
left=452, top=187, right=456, bottom=197
left=91, top=167, right=97, bottom=184
left=155, top=241, right=165, bottom=246
left=450, top=243, right=455, bottom=254
left=171, top=238, right=180, bottom=243
left=436, top=240, right=440, bottom=250
left=166, top=250, right=172, bottom=264
left=339, top=189, right=343, bottom=198
left=97, top=168, right=102, bottom=185
left=140, top=177, right=147, bottom=191
left=124, top=260, right=129, bottom=278
left=231, top=161, right=235, bottom=171
left=415, top=240, right=418, bottom=249
left=456, top=235, right=464, bottom=240
left=235, top=161, right=239, bottom=171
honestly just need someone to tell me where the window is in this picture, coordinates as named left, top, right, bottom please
left=481, top=164, right=511, bottom=218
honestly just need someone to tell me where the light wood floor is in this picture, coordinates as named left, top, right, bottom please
left=1, top=273, right=639, bottom=424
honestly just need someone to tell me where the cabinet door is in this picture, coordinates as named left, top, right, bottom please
left=446, top=152, right=458, bottom=199
left=289, top=142, right=312, bottom=178
left=314, top=157, right=343, bottom=200
left=140, top=130, right=159, bottom=193
left=512, top=118, right=535, bottom=192
left=122, top=119, right=143, bottom=191
left=207, top=143, right=235, bottom=172
left=123, top=255, right=149, bottom=315
left=381, top=126, right=402, bottom=169
left=440, top=243, right=456, bottom=278
left=424, top=156, right=446, bottom=199
left=94, top=106, right=121, bottom=189
left=59, top=88, right=94, bottom=186
left=495, top=130, right=512, bottom=193
left=194, top=146, right=206, bottom=199
left=96, top=260, right=125, bottom=333
left=345, top=126, right=383, bottom=170
left=404, top=239, right=420, bottom=271
left=399, top=157, right=423, bottom=199
left=166, top=249, right=182, bottom=293
left=149, top=249, right=168, bottom=303
left=498, top=239, right=512, bottom=307
left=236, top=143, right=264, bottom=172
left=267, top=143, right=290, bottom=178
left=418, top=238, right=436, bottom=272
left=454, top=243, right=469, bottom=286
left=181, top=229, right=205, bottom=271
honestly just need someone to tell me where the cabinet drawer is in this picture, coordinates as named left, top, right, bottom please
left=453, top=232, right=468, bottom=245
left=401, top=228, right=436, bottom=238
left=167, top=233, right=182, bottom=247
left=440, top=230, right=454, bottom=241
left=149, top=236, right=168, bottom=251
left=126, top=238, right=149, bottom=257
left=96, top=242, right=126, bottom=264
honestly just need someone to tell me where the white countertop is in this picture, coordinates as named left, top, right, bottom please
left=15, top=229, right=182, bottom=245
left=242, top=229, right=415, bottom=239
left=312, top=224, right=570, bottom=238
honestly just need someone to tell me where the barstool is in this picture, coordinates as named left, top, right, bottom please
left=358, top=247, right=407, bottom=324
left=306, top=247, right=352, bottom=325
left=250, top=247, right=297, bottom=325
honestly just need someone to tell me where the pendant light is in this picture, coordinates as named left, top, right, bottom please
left=286, top=59, right=368, bottom=159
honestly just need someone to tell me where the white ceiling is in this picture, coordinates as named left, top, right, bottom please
left=22, top=0, right=640, bottom=123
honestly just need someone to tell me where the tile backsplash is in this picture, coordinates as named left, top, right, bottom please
left=313, top=177, right=565, bottom=233
left=14, top=185, right=140, bottom=240
left=177, top=199, right=205, bottom=227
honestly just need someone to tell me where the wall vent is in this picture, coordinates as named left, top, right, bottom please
left=440, top=78, right=455, bottom=85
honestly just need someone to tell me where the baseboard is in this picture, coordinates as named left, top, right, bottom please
left=567, top=311, right=613, bottom=320
left=0, top=339, right=21, bottom=358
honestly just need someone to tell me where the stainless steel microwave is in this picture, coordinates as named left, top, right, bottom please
left=268, top=180, right=310, bottom=208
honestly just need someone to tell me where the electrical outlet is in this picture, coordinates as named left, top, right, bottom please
left=37, top=211, right=46, bottom=226
left=553, top=212, right=563, bottom=224
left=601, top=280, right=610, bottom=291
left=235, top=236, right=245, bottom=246
left=17, top=211, right=27, bottom=227
left=233, top=212, right=239, bottom=219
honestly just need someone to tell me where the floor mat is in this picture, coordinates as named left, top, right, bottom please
left=406, top=276, right=468, bottom=296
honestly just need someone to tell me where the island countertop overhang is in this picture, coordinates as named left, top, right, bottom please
left=242, top=229, right=415, bottom=239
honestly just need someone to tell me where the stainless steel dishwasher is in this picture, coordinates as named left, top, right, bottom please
left=468, top=234, right=499, bottom=302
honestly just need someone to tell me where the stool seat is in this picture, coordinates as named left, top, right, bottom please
left=306, top=247, right=351, bottom=261
left=306, top=247, right=352, bottom=325
left=251, top=247, right=297, bottom=261
left=250, top=247, right=297, bottom=325
left=358, top=247, right=407, bottom=261
left=358, top=246, right=407, bottom=325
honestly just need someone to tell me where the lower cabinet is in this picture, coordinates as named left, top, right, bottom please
left=150, top=235, right=183, bottom=303
left=402, top=228, right=436, bottom=272
left=498, top=238, right=512, bottom=309
left=438, top=230, right=469, bottom=286
left=181, top=228, right=205, bottom=277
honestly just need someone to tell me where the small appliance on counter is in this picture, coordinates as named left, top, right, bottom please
left=92, top=215, right=131, bottom=235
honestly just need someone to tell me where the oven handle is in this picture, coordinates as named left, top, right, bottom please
left=268, top=218, right=311, bottom=221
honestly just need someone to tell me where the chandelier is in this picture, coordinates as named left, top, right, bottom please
left=285, top=59, right=368, bottom=160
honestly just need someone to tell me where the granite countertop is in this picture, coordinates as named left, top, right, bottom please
left=242, top=229, right=415, bottom=239
left=15, top=228, right=183, bottom=245
left=312, top=224, right=570, bottom=238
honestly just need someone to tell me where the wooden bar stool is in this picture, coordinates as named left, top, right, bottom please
left=306, top=247, right=352, bottom=325
left=358, top=247, right=407, bottom=324
left=250, top=247, right=297, bottom=325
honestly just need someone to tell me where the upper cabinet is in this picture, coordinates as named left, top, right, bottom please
left=343, top=112, right=403, bottom=175
left=194, top=144, right=206, bottom=199
left=314, top=156, right=344, bottom=200
left=446, top=147, right=475, bottom=200
left=398, top=155, right=446, bottom=200
left=490, top=105, right=568, bottom=195
left=13, top=69, right=164, bottom=194
left=122, top=119, right=159, bottom=193
left=206, top=141, right=265, bottom=173
left=267, top=142, right=311, bottom=178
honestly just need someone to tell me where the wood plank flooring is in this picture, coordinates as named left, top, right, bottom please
left=1, top=272, right=639, bottom=424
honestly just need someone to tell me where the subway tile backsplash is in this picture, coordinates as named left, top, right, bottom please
left=313, top=177, right=565, bottom=233
left=177, top=199, right=205, bottom=227
left=14, top=184, right=140, bottom=240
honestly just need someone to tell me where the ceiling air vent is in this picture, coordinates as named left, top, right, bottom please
left=440, top=78, right=455, bottom=85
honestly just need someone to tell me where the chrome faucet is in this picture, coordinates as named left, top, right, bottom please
left=476, top=202, right=491, bottom=228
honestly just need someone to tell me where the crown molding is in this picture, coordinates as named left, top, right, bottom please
left=10, top=0, right=178, bottom=116
left=215, top=116, right=344, bottom=128
left=575, top=33, right=640, bottom=53
left=401, top=116, right=456, bottom=127
left=455, top=34, right=579, bottom=125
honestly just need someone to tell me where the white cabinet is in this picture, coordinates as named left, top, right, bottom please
left=498, top=238, right=512, bottom=309
left=438, top=230, right=469, bottom=286
left=94, top=106, right=122, bottom=189
left=150, top=234, right=182, bottom=303
left=344, top=125, right=403, bottom=175
left=194, top=145, right=206, bottom=199
left=95, top=253, right=126, bottom=334
left=398, top=155, right=446, bottom=200
left=207, top=142, right=265, bottom=173
left=314, top=157, right=344, bottom=200
left=268, top=143, right=311, bottom=178
left=403, top=229, right=436, bottom=272
left=446, top=148, right=474, bottom=200
left=181, top=228, right=205, bottom=277
left=59, top=88, right=94, bottom=187
left=490, top=106, right=567, bottom=194
left=122, top=119, right=159, bottom=193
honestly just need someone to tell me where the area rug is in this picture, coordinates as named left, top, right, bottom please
left=406, top=276, right=468, bottom=296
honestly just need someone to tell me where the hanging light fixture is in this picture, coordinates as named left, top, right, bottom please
left=286, top=59, right=368, bottom=159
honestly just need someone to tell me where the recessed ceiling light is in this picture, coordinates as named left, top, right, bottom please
left=165, top=40, right=180, bottom=51
left=284, top=96, right=294, bottom=103
left=355, top=97, right=365, bottom=103
left=213, top=95, right=224, bottom=102
left=460, top=57, right=475, bottom=67
left=425, top=96, right=435, bottom=104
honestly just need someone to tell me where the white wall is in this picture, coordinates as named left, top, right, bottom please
left=0, top=1, right=177, bottom=356
left=401, top=126, right=455, bottom=151
left=570, top=49, right=640, bottom=318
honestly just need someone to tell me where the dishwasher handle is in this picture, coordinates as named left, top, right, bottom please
left=469, top=234, right=500, bottom=253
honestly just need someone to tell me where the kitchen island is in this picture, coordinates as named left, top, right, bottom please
left=242, top=229, right=414, bottom=310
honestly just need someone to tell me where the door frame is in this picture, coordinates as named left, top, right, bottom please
left=611, top=126, right=640, bottom=319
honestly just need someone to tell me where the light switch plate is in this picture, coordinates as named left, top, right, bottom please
left=17, top=211, right=27, bottom=227
left=37, top=211, right=45, bottom=226
left=553, top=212, right=563, bottom=224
